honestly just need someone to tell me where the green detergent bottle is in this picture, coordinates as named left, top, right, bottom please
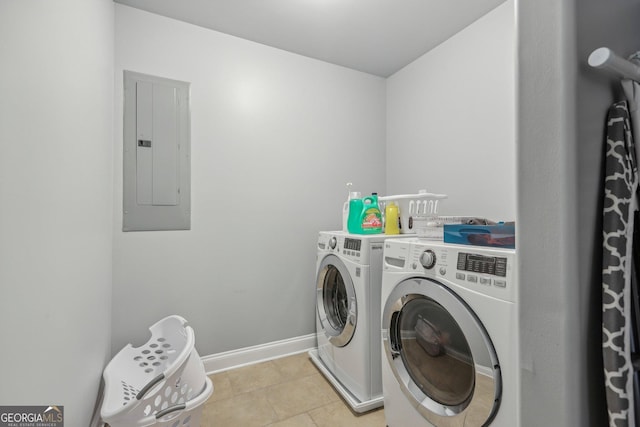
left=347, top=194, right=383, bottom=234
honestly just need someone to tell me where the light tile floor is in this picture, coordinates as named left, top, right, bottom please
left=201, top=352, right=386, bottom=427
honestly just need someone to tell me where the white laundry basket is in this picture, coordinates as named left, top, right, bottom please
left=137, top=376, right=213, bottom=427
left=100, top=315, right=210, bottom=427
left=379, top=190, right=448, bottom=234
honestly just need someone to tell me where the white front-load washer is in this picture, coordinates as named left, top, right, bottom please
left=309, top=231, right=403, bottom=413
left=381, top=238, right=519, bottom=426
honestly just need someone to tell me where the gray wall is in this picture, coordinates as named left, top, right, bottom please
left=386, top=1, right=515, bottom=221
left=517, top=1, right=579, bottom=424
left=518, top=0, right=640, bottom=424
left=112, top=5, right=387, bottom=356
left=112, top=3, right=516, bottom=360
left=0, top=1, right=114, bottom=425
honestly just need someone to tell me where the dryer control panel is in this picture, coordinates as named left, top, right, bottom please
left=317, top=231, right=382, bottom=264
left=344, top=237, right=362, bottom=252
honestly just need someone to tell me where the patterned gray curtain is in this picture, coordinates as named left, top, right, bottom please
left=603, top=100, right=638, bottom=427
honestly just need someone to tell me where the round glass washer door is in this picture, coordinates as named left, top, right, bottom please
left=316, top=254, right=357, bottom=347
left=382, top=277, right=501, bottom=426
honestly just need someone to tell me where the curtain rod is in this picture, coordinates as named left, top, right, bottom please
left=588, top=47, right=640, bottom=81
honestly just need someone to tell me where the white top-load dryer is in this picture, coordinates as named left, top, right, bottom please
left=381, top=238, right=519, bottom=426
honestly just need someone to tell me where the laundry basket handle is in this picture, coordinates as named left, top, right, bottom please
left=155, top=403, right=187, bottom=419
left=136, top=373, right=165, bottom=400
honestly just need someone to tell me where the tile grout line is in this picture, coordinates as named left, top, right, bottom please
left=204, top=353, right=386, bottom=426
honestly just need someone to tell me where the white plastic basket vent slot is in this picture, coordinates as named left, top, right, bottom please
left=151, top=376, right=213, bottom=427
left=121, top=381, right=140, bottom=406
left=134, top=337, right=176, bottom=374
left=100, top=315, right=208, bottom=427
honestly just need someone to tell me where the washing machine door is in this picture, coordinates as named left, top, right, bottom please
left=316, top=254, right=357, bottom=347
left=382, top=277, right=501, bottom=427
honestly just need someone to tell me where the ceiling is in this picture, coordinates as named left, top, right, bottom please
left=113, top=0, right=506, bottom=77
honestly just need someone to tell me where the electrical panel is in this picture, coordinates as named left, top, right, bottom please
left=123, top=71, right=191, bottom=231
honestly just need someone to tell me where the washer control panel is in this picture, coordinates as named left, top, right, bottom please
left=456, top=252, right=507, bottom=277
left=401, top=240, right=517, bottom=302
left=419, top=249, right=437, bottom=269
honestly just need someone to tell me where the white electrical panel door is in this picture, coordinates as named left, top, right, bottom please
left=123, top=71, right=190, bottom=231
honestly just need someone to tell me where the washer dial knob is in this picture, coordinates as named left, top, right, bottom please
left=329, top=236, right=337, bottom=250
left=420, top=250, right=437, bottom=269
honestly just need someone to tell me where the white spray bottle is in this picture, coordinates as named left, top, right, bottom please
left=343, top=182, right=361, bottom=232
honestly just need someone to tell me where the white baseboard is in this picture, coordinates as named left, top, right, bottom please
left=202, top=333, right=317, bottom=375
